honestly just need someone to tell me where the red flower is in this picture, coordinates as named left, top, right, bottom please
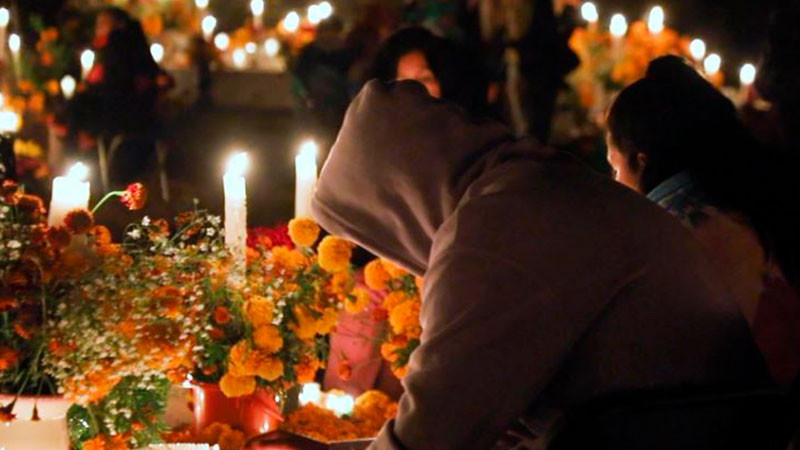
left=87, top=64, right=104, bottom=84
left=247, top=224, right=294, bottom=250
left=120, top=183, right=148, bottom=210
left=63, top=209, right=94, bottom=234
left=213, top=306, right=231, bottom=325
left=1, top=180, right=19, bottom=199
left=46, top=226, right=72, bottom=249
left=0, top=297, right=18, bottom=312
left=16, top=195, right=46, bottom=219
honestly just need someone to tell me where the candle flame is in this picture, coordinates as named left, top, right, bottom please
left=60, top=75, right=77, bottom=99
left=201, top=15, right=217, bottom=35
left=195, top=0, right=209, bottom=8
left=0, top=110, right=20, bottom=133
left=609, top=14, right=627, bottom=38
left=67, top=162, right=89, bottom=181
left=299, top=383, right=322, bottom=406
left=0, top=8, right=10, bottom=27
left=150, top=43, right=165, bottom=64
left=214, top=33, right=230, bottom=51
left=318, top=1, right=333, bottom=20
left=283, top=11, right=300, bottom=32
left=740, top=63, right=756, bottom=86
left=580, top=2, right=598, bottom=23
left=226, top=152, right=249, bottom=177
left=704, top=53, right=721, bottom=76
left=80, top=49, right=95, bottom=69
left=250, top=0, right=265, bottom=16
left=8, top=33, right=21, bottom=53
left=648, top=6, right=665, bottom=34
left=265, top=38, right=280, bottom=57
left=689, top=38, right=706, bottom=61
left=233, top=48, right=247, bottom=68
left=324, top=391, right=355, bottom=417
left=308, top=4, right=323, bottom=25
left=298, top=140, right=318, bottom=160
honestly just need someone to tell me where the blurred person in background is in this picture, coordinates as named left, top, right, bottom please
left=53, top=7, right=170, bottom=184
left=607, top=56, right=800, bottom=387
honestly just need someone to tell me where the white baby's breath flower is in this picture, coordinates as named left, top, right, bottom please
left=7, top=240, right=21, bottom=249
left=142, top=216, right=151, bottom=226
left=128, top=228, right=142, bottom=239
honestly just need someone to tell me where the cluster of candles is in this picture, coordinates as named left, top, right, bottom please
left=46, top=140, right=319, bottom=276
left=298, top=382, right=355, bottom=417
left=579, top=2, right=758, bottom=88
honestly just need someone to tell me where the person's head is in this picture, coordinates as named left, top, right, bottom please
left=607, top=55, right=800, bottom=288
left=96, top=7, right=130, bottom=39
left=369, top=27, right=490, bottom=116
left=606, top=55, right=741, bottom=193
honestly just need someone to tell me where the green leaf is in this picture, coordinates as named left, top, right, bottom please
left=67, top=404, right=96, bottom=448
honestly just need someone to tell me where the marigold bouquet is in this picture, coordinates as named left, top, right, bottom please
left=363, top=259, right=422, bottom=379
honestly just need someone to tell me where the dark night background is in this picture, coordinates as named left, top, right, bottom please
left=16, top=0, right=789, bottom=66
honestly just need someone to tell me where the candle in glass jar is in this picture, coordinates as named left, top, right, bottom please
left=224, top=152, right=248, bottom=280
left=294, top=140, right=318, bottom=218
left=48, top=163, right=90, bottom=227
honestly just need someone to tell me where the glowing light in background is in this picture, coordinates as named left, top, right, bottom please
left=648, top=6, right=665, bottom=34
left=214, top=33, right=230, bottom=51
left=609, top=14, right=628, bottom=38
left=689, top=38, right=706, bottom=62
left=265, top=38, right=280, bottom=57
left=704, top=53, right=721, bottom=75
left=580, top=2, right=599, bottom=23
left=150, top=43, right=164, bottom=63
left=739, top=63, right=756, bottom=86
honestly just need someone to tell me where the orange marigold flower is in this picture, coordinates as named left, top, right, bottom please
left=46, top=225, right=72, bottom=249
left=389, top=300, right=421, bottom=339
left=150, top=218, right=169, bottom=239
left=364, top=260, right=391, bottom=291
left=380, top=259, right=408, bottom=279
left=345, top=288, right=371, bottom=315
left=290, top=306, right=318, bottom=340
left=46, top=80, right=60, bottom=96
left=63, top=209, right=94, bottom=234
left=317, top=236, right=353, bottom=273
left=218, top=428, right=246, bottom=450
left=219, top=374, right=256, bottom=398
left=16, top=194, right=46, bottom=219
left=253, top=325, right=283, bottom=353
left=0, top=346, right=20, bottom=371
left=269, top=246, right=307, bottom=272
left=252, top=354, right=284, bottom=381
left=227, top=340, right=250, bottom=377
left=294, top=355, right=320, bottom=384
left=338, top=359, right=352, bottom=381
left=120, top=183, right=147, bottom=210
left=244, top=295, right=273, bottom=327
left=214, top=306, right=232, bottom=325
left=288, top=217, right=320, bottom=247
left=328, top=271, right=353, bottom=295
left=382, top=291, right=410, bottom=311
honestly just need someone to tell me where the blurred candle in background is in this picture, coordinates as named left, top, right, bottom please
left=48, top=162, right=90, bottom=227
left=8, top=33, right=21, bottom=79
left=294, top=140, right=318, bottom=218
left=689, top=38, right=706, bottom=64
left=80, top=49, right=95, bottom=79
left=60, top=75, right=76, bottom=100
left=648, top=6, right=665, bottom=34
left=224, top=152, right=248, bottom=282
left=251, top=0, right=265, bottom=29
left=150, top=42, right=165, bottom=64
left=283, top=11, right=300, bottom=33
left=201, top=15, right=217, bottom=41
left=0, top=7, right=9, bottom=63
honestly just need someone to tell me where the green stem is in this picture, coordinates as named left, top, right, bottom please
left=90, top=191, right=123, bottom=215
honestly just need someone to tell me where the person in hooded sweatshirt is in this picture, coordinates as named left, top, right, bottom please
left=309, top=80, right=771, bottom=450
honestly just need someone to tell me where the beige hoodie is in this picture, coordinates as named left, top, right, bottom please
left=311, top=81, right=769, bottom=450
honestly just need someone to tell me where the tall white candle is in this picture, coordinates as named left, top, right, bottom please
left=0, top=7, right=9, bottom=63
left=294, top=140, right=318, bottom=218
left=251, top=0, right=265, bottom=29
left=8, top=33, right=20, bottom=79
left=224, top=152, right=248, bottom=280
left=48, top=163, right=90, bottom=227
left=60, top=75, right=76, bottom=99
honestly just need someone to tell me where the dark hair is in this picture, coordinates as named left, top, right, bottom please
left=368, top=27, right=490, bottom=117
left=608, top=55, right=800, bottom=288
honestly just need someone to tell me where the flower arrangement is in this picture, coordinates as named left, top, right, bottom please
left=34, top=210, right=357, bottom=448
left=281, top=389, right=398, bottom=443
left=363, top=259, right=422, bottom=380
left=566, top=20, right=711, bottom=121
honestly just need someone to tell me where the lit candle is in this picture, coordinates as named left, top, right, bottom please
left=324, top=391, right=354, bottom=417
left=48, top=162, right=90, bottom=227
left=224, top=152, right=248, bottom=281
left=283, top=11, right=300, bottom=33
left=299, top=383, right=322, bottom=406
left=704, top=53, right=721, bottom=76
left=648, top=6, right=665, bottom=34
left=80, top=49, right=95, bottom=80
left=245, top=42, right=257, bottom=55
left=264, top=38, right=280, bottom=57
left=318, top=1, right=333, bottom=21
left=294, top=140, right=318, bottom=218
left=689, top=38, right=706, bottom=64
left=60, top=75, right=76, bottom=100
left=580, top=2, right=599, bottom=30
left=0, top=7, right=9, bottom=63
left=609, top=13, right=627, bottom=57
left=150, top=42, right=165, bottom=64
left=194, top=0, right=209, bottom=11
left=251, top=0, right=265, bottom=29
left=739, top=62, right=756, bottom=104
left=0, top=110, right=19, bottom=134
left=214, top=33, right=230, bottom=51
left=307, top=4, right=323, bottom=26
left=201, top=15, right=217, bottom=41
left=8, top=33, right=20, bottom=79
left=232, top=48, right=247, bottom=69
